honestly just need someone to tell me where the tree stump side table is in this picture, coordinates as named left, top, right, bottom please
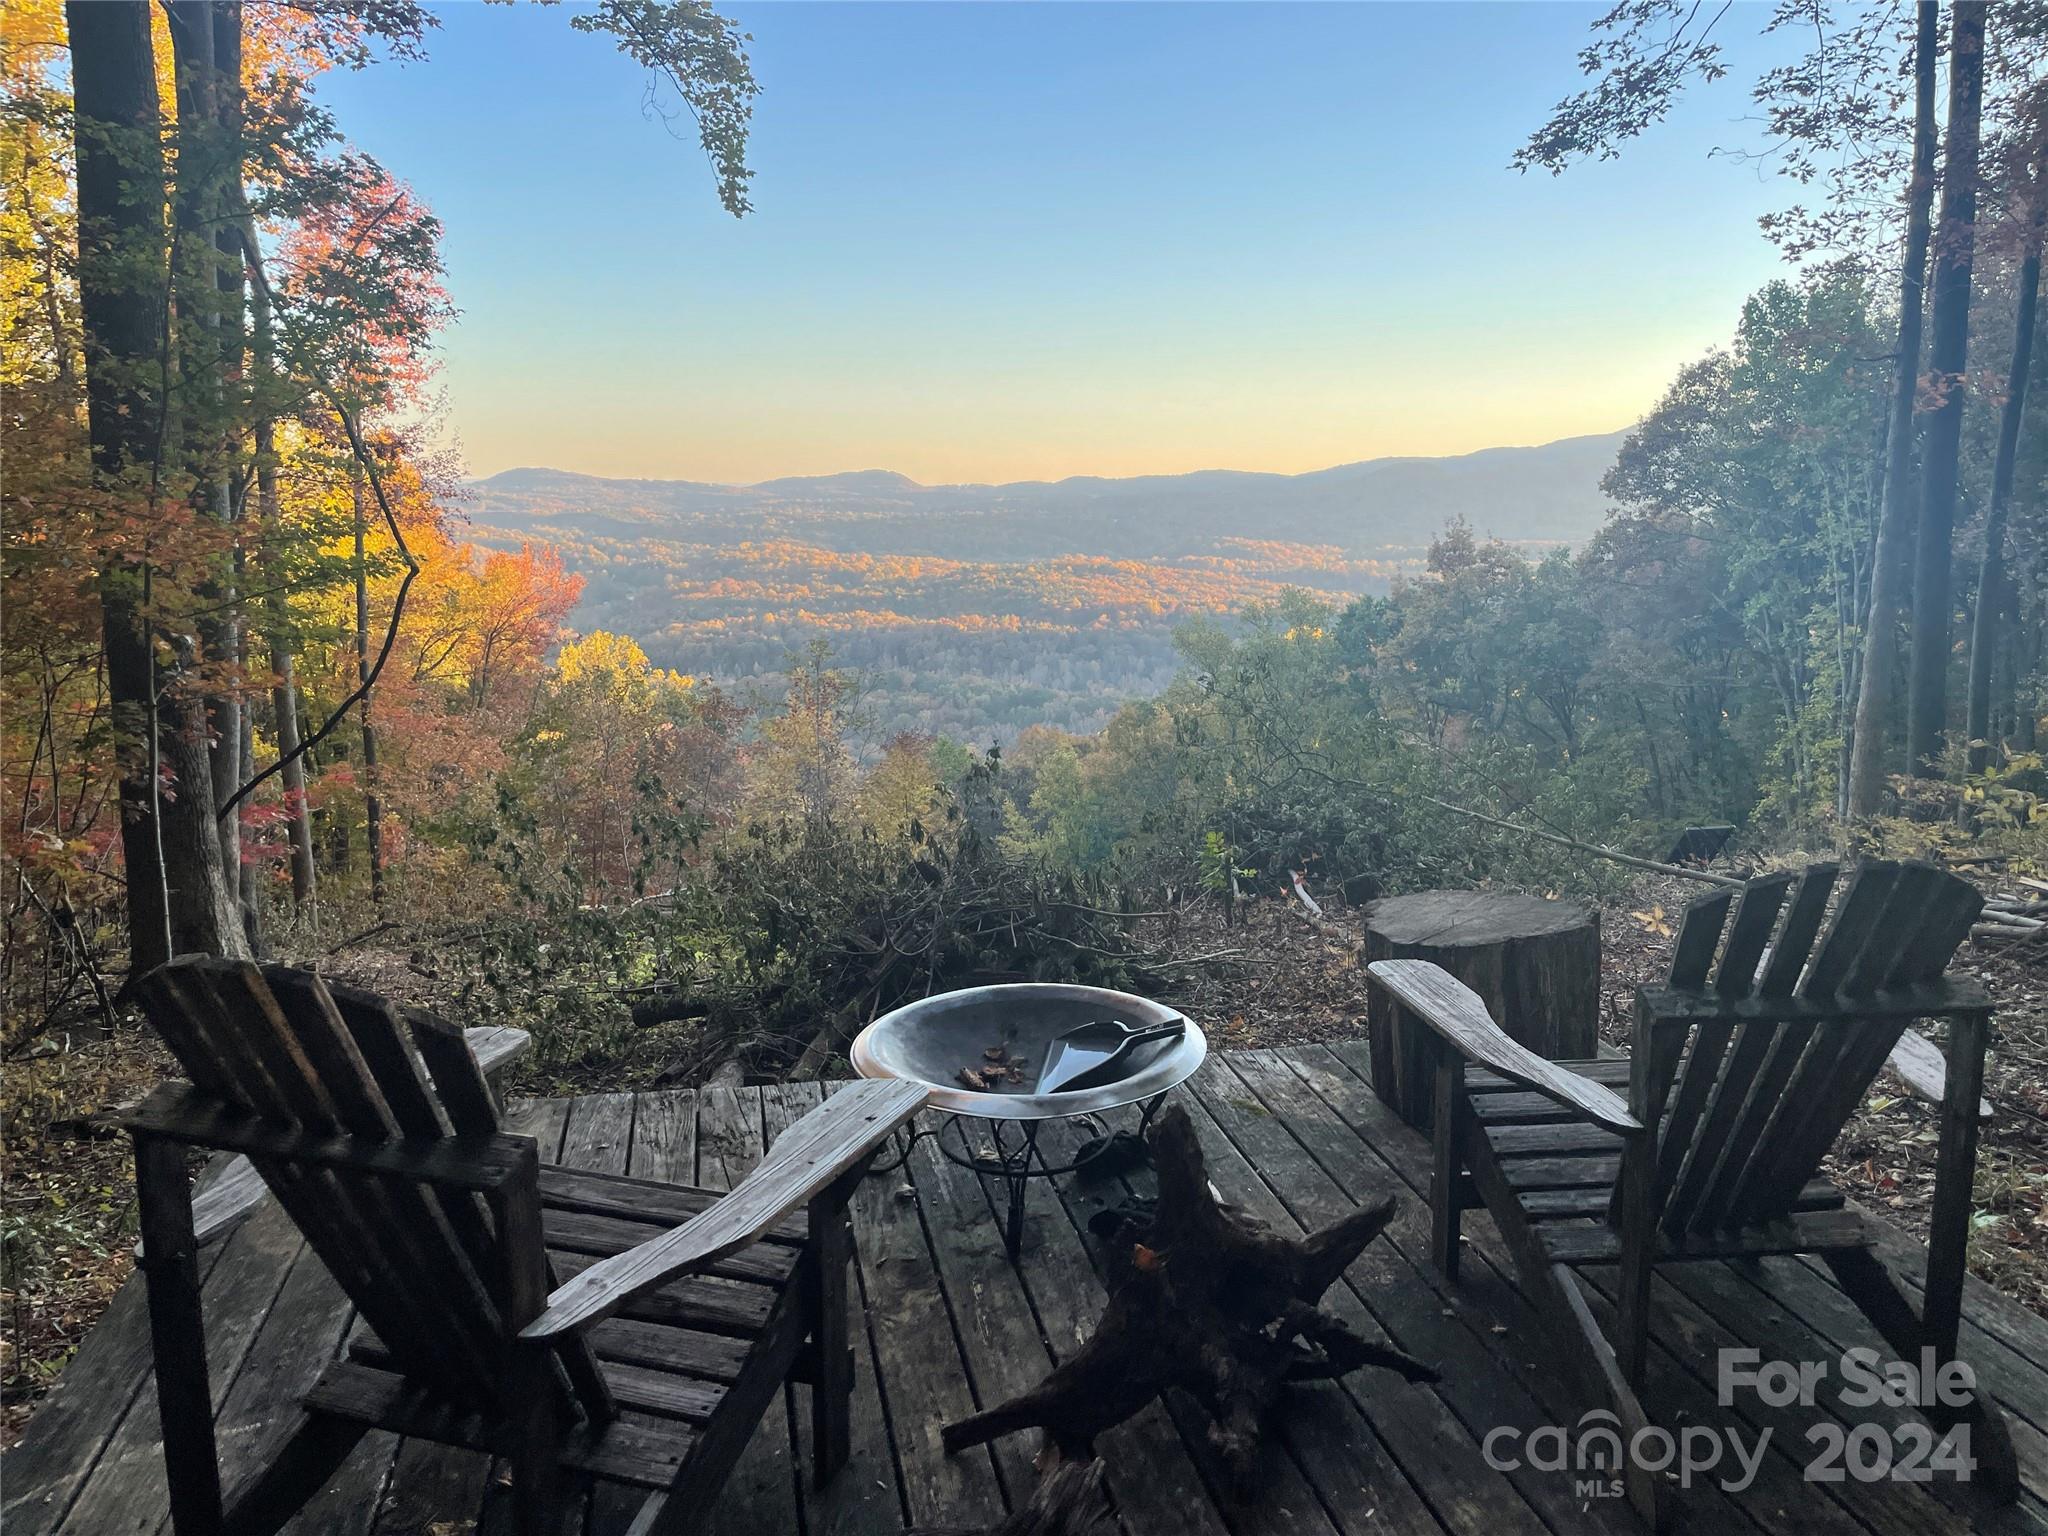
left=1363, top=890, right=1600, bottom=1129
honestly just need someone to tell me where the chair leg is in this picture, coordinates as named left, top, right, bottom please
left=507, top=1345, right=565, bottom=1536
left=1430, top=1055, right=1465, bottom=1282
left=135, top=1132, right=224, bottom=1536
left=220, top=1414, right=367, bottom=1536
left=1554, top=1266, right=1664, bottom=1529
left=1613, top=1140, right=1656, bottom=1394
left=1824, top=1247, right=2019, bottom=1503
left=805, top=1179, right=859, bottom=1486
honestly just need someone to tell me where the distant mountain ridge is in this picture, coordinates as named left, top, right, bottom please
left=473, top=429, right=1629, bottom=556
left=463, top=429, right=1632, bottom=742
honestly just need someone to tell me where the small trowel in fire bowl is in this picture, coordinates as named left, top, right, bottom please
left=1034, top=1017, right=1187, bottom=1096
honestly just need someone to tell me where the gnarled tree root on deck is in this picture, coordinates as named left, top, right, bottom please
left=940, top=1104, right=1439, bottom=1486
left=909, top=1459, right=1114, bottom=1536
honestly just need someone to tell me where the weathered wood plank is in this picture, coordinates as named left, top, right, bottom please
left=1757, top=862, right=1841, bottom=996
left=1306, top=1039, right=1861, bottom=1536
left=1466, top=1057, right=1629, bottom=1092
left=563, top=1093, right=650, bottom=1536
left=0, top=1233, right=233, bottom=1533
left=1887, top=1029, right=1994, bottom=1120
left=1666, top=888, right=1733, bottom=988
left=1037, top=1094, right=1410, bottom=1536
left=896, top=1112, right=1086, bottom=1514
left=1212, top=1053, right=1646, bottom=1535
left=834, top=1107, right=1008, bottom=1532
left=153, top=1231, right=368, bottom=1536
left=1366, top=961, right=1640, bottom=1133
left=1713, top=872, right=1794, bottom=997
left=974, top=1112, right=1235, bottom=1536
left=1659, top=1253, right=2033, bottom=1524
left=527, top=1081, right=923, bottom=1340
left=54, top=1196, right=306, bottom=1535
left=760, top=1082, right=908, bottom=1536
left=693, top=1086, right=804, bottom=1536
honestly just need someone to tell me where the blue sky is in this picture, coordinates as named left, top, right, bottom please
left=317, top=2, right=1813, bottom=485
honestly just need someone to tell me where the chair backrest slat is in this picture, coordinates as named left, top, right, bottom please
left=257, top=969, right=513, bottom=1384
left=1615, top=886, right=1738, bottom=1218
left=1886, top=875, right=1985, bottom=989
left=134, top=959, right=603, bottom=1416
left=1644, top=876, right=1795, bottom=1227
left=1630, top=862, right=1982, bottom=1236
left=1712, top=873, right=1792, bottom=998
left=1666, top=891, right=1732, bottom=990
left=408, top=1007, right=507, bottom=1134
left=1756, top=863, right=1839, bottom=996
left=318, top=976, right=457, bottom=1137
left=204, top=962, right=504, bottom=1402
left=1661, top=1012, right=1775, bottom=1234
left=319, top=977, right=504, bottom=1284
left=1837, top=863, right=1943, bottom=997
left=1799, top=862, right=1904, bottom=998
left=1650, top=1019, right=1734, bottom=1221
left=1736, top=864, right=1955, bottom=1222
left=138, top=962, right=470, bottom=1397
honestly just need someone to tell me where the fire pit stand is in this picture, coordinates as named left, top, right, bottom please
left=869, top=1094, right=1175, bottom=1259
left=850, top=983, right=1208, bottom=1262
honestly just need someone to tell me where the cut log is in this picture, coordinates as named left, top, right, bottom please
left=1365, top=890, right=1599, bottom=1129
left=939, top=1105, right=1436, bottom=1488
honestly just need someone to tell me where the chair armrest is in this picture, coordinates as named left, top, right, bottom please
left=1368, top=959, right=1642, bottom=1135
left=1887, top=1029, right=1993, bottom=1122
left=523, top=1078, right=927, bottom=1340
left=467, top=1024, right=531, bottom=1079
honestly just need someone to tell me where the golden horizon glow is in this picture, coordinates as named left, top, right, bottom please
left=456, top=358, right=1673, bottom=488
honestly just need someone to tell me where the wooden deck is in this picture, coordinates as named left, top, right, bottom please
left=10, top=1042, right=2048, bottom=1535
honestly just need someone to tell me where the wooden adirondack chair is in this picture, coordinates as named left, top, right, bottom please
left=125, top=956, right=927, bottom=1536
left=1367, top=860, right=2017, bottom=1527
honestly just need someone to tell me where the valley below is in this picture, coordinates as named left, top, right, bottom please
left=466, top=430, right=1623, bottom=742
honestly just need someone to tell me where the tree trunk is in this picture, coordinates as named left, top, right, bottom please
left=1847, top=1, right=1941, bottom=818
left=354, top=470, right=385, bottom=906
left=238, top=193, right=318, bottom=920
left=2020, top=609, right=2042, bottom=751
left=1906, top=1, right=1988, bottom=775
left=1964, top=184, right=2043, bottom=778
left=69, top=0, right=246, bottom=973
left=216, top=2, right=256, bottom=957
left=166, top=2, right=245, bottom=883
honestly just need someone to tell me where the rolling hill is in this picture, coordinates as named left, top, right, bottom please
left=463, top=430, right=1628, bottom=742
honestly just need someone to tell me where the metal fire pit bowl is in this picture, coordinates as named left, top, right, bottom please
left=851, top=983, right=1209, bottom=1261
left=850, top=982, right=1208, bottom=1120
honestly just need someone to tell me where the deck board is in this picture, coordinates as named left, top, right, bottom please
left=12, top=1042, right=2048, bottom=1536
